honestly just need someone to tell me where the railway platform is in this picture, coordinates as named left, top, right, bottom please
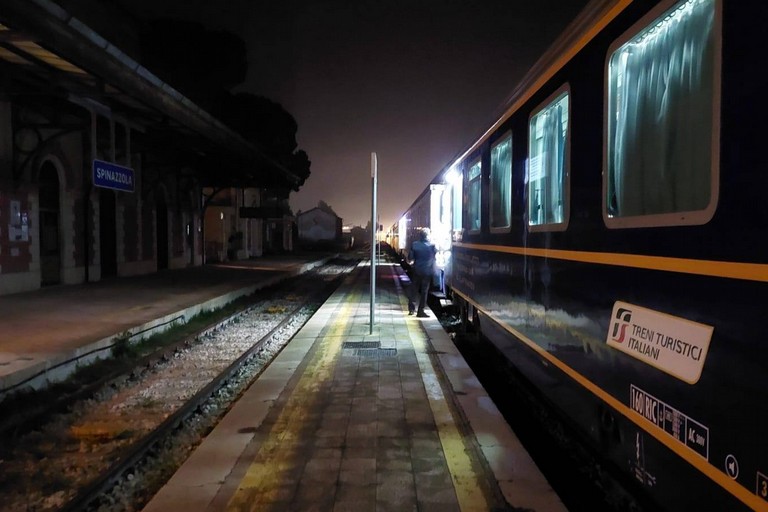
left=142, top=260, right=566, bottom=512
left=0, top=254, right=333, bottom=398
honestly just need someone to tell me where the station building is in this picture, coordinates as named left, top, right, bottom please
left=297, top=207, right=342, bottom=245
left=0, top=0, right=302, bottom=296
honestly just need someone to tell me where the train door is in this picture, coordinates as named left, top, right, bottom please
left=99, top=188, right=117, bottom=278
left=38, top=162, right=61, bottom=286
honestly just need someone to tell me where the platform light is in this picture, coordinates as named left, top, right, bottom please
left=444, top=167, right=460, bottom=185
left=629, top=0, right=708, bottom=48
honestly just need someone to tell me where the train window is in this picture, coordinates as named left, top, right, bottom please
left=445, top=168, right=463, bottom=233
left=528, top=86, right=570, bottom=231
left=604, top=0, right=720, bottom=228
left=490, top=133, right=512, bottom=231
left=467, top=159, right=482, bottom=232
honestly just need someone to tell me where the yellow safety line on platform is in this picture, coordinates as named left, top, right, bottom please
left=226, top=292, right=355, bottom=511
left=407, top=319, right=489, bottom=512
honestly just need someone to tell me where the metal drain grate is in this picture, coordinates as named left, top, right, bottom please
left=353, top=348, right=398, bottom=358
left=342, top=341, right=380, bottom=349
left=377, top=348, right=398, bottom=358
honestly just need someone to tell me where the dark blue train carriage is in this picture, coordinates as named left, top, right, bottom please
left=396, top=0, right=768, bottom=510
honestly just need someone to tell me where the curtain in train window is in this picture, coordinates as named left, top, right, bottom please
left=607, top=0, right=715, bottom=218
left=467, top=160, right=481, bottom=231
left=528, top=91, right=569, bottom=227
left=490, top=135, right=512, bottom=229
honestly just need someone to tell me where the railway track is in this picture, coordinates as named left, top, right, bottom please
left=0, top=258, right=358, bottom=512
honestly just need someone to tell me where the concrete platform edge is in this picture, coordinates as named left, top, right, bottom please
left=141, top=259, right=349, bottom=512
left=417, top=314, right=569, bottom=512
left=0, top=257, right=333, bottom=398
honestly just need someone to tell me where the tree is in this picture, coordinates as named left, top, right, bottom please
left=220, top=93, right=311, bottom=189
left=289, top=150, right=311, bottom=190
left=139, top=20, right=311, bottom=190
left=139, top=19, right=246, bottom=110
left=222, top=93, right=296, bottom=155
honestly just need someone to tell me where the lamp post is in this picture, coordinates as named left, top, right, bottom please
left=370, top=152, right=377, bottom=334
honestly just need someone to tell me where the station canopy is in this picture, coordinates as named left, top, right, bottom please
left=0, top=0, right=301, bottom=190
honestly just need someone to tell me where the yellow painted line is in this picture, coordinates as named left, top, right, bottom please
left=453, top=289, right=768, bottom=512
left=406, top=317, right=489, bottom=512
left=454, top=242, right=768, bottom=282
left=226, top=292, right=355, bottom=511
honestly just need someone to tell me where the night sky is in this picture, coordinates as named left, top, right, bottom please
left=116, top=0, right=590, bottom=228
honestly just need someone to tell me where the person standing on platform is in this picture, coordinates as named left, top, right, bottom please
left=408, top=228, right=436, bottom=318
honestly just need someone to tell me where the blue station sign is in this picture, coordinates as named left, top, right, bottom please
left=93, top=159, right=135, bottom=192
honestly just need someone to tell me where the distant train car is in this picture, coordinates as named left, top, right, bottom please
left=399, top=0, right=768, bottom=510
left=395, top=175, right=462, bottom=293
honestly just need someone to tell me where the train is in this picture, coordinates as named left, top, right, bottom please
left=390, top=0, right=768, bottom=510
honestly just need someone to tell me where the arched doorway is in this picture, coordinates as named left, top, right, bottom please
left=38, top=162, right=61, bottom=286
left=155, top=190, right=168, bottom=270
left=99, top=188, right=117, bottom=278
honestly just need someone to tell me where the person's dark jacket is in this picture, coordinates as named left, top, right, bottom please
left=410, top=239, right=436, bottom=277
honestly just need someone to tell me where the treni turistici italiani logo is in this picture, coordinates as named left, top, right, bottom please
left=610, top=307, right=633, bottom=344
left=606, top=301, right=713, bottom=384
